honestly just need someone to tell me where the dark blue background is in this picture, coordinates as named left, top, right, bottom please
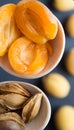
left=0, top=0, right=74, bottom=130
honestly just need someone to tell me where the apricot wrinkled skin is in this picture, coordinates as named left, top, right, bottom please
left=15, top=0, right=58, bottom=44
left=0, top=4, right=21, bottom=56
left=8, top=37, right=51, bottom=75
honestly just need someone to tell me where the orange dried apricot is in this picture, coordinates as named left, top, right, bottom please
left=15, top=0, right=58, bottom=44
left=0, top=4, right=21, bottom=56
left=8, top=37, right=52, bottom=75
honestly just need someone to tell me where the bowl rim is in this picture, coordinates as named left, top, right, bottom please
left=0, top=10, right=65, bottom=79
left=0, top=80, right=51, bottom=130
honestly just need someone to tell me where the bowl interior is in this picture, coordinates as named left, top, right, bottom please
left=0, top=15, right=65, bottom=79
left=0, top=81, right=51, bottom=130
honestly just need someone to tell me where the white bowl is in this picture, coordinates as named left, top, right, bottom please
left=0, top=10, right=65, bottom=79
left=0, top=81, right=51, bottom=130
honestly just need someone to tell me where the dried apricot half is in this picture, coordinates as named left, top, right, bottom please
left=15, top=0, right=58, bottom=44
left=8, top=37, right=51, bottom=75
left=0, top=4, right=20, bottom=56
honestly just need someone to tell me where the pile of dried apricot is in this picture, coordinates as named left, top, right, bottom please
left=0, top=0, right=58, bottom=76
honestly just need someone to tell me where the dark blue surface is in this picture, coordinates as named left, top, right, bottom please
left=0, top=0, right=74, bottom=130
